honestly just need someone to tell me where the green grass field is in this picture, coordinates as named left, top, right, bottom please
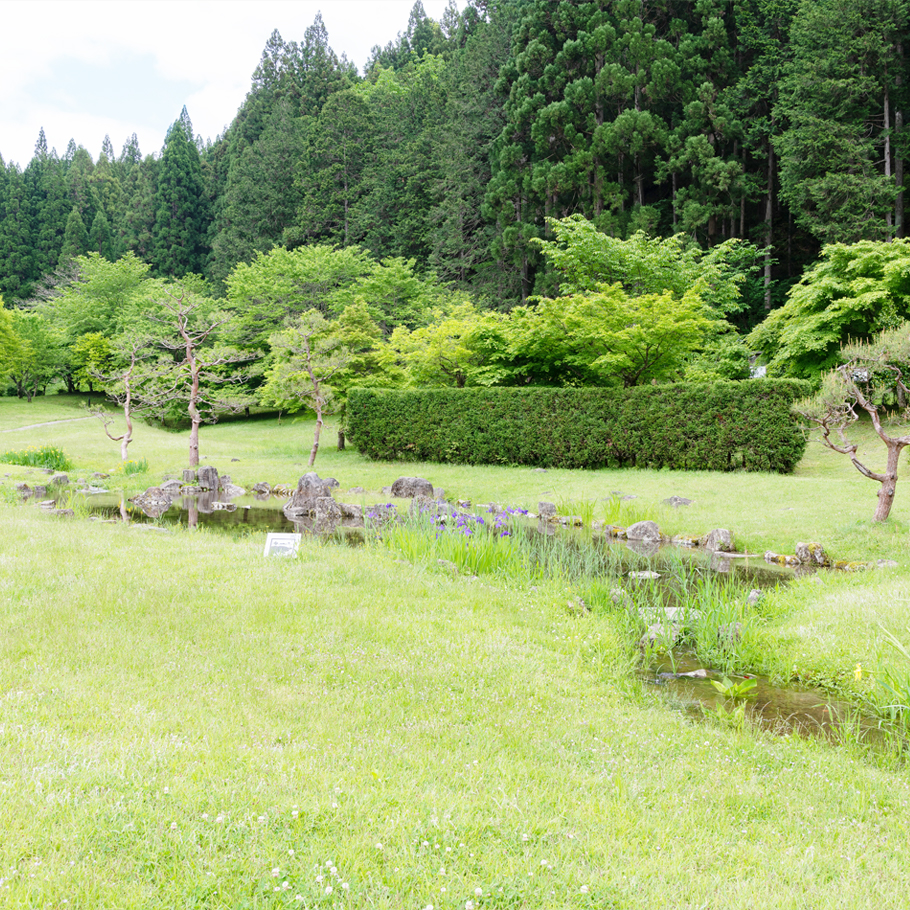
left=2, top=394, right=910, bottom=908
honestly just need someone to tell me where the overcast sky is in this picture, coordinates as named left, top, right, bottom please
left=0, top=0, right=461, bottom=168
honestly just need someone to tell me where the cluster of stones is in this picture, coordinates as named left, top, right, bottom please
left=17, top=470, right=110, bottom=518
left=282, top=472, right=362, bottom=527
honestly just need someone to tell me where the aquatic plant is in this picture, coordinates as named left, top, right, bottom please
left=710, top=676, right=758, bottom=698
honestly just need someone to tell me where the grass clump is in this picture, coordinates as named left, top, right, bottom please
left=0, top=443, right=72, bottom=471
left=116, top=457, right=150, bottom=476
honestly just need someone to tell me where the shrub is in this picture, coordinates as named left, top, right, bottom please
left=347, top=380, right=810, bottom=473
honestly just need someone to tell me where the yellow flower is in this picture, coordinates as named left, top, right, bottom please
left=854, top=663, right=862, bottom=681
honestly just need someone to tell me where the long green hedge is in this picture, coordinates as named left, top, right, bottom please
left=346, top=381, right=811, bottom=473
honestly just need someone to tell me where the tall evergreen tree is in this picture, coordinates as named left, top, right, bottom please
left=430, top=0, right=519, bottom=299
left=152, top=108, right=210, bottom=277
left=0, top=159, right=36, bottom=299
left=775, top=0, right=909, bottom=243
left=60, top=206, right=89, bottom=261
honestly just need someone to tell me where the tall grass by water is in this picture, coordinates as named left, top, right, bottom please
left=0, top=442, right=72, bottom=470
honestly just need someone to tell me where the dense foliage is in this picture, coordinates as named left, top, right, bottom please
left=347, top=380, right=811, bottom=472
left=0, top=1, right=905, bottom=309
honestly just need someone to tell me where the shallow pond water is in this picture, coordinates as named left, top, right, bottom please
left=643, top=651, right=890, bottom=746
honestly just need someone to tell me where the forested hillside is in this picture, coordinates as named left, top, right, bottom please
left=1, top=0, right=905, bottom=307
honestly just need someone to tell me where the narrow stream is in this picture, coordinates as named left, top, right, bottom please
left=642, top=651, right=889, bottom=746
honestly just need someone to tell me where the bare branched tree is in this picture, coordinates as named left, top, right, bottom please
left=796, top=327, right=910, bottom=522
left=147, top=288, right=259, bottom=468
left=87, top=334, right=160, bottom=463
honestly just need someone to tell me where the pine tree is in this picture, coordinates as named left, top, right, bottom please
left=89, top=209, right=113, bottom=259
left=775, top=0, right=909, bottom=243
left=0, top=160, right=36, bottom=299
left=60, top=206, right=89, bottom=261
left=152, top=108, right=210, bottom=277
left=430, top=0, right=518, bottom=298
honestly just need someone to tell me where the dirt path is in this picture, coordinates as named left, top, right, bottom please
left=0, top=416, right=94, bottom=433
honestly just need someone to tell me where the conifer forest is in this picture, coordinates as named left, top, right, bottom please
left=1, top=0, right=908, bottom=396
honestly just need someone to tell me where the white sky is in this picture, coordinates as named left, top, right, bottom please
left=0, top=0, right=462, bottom=167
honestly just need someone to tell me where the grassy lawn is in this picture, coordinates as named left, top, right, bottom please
left=1, top=395, right=910, bottom=908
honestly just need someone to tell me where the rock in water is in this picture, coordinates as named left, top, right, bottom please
left=285, top=473, right=338, bottom=519
left=197, top=465, right=219, bottom=491
left=626, top=520, right=661, bottom=542
left=701, top=528, right=734, bottom=552
left=795, top=541, right=830, bottom=567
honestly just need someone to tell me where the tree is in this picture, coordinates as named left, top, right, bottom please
left=0, top=296, right=26, bottom=384
left=533, top=214, right=759, bottom=317
left=146, top=287, right=258, bottom=467
left=87, top=332, right=162, bottom=463
left=208, top=98, right=309, bottom=284
left=6, top=310, right=63, bottom=400
left=152, top=108, right=210, bottom=277
left=775, top=0, right=908, bottom=243
left=225, top=244, right=375, bottom=349
left=60, top=206, right=89, bottom=261
left=380, top=301, right=500, bottom=388
left=258, top=310, right=352, bottom=466
left=748, top=240, right=910, bottom=378
left=795, top=324, right=910, bottom=521
left=508, top=284, right=716, bottom=387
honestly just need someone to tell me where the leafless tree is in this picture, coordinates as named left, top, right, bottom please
left=796, top=328, right=910, bottom=522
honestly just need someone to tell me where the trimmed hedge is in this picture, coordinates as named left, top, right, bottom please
left=346, top=380, right=812, bottom=473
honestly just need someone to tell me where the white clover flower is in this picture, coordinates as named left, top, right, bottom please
left=466, top=902, right=475, bottom=910
left=580, top=885, right=589, bottom=894
left=272, top=868, right=280, bottom=877
left=282, top=881, right=290, bottom=891
left=376, top=842, right=383, bottom=849
left=325, top=885, right=333, bottom=895
left=342, top=882, right=350, bottom=891
left=316, top=875, right=324, bottom=883
left=169, top=822, right=177, bottom=831
left=475, top=887, right=483, bottom=897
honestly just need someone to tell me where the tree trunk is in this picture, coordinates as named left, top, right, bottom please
left=873, top=441, right=902, bottom=521
left=309, top=404, right=323, bottom=467
left=188, top=416, right=201, bottom=467
left=896, top=44, right=904, bottom=237
left=672, top=171, right=677, bottom=229
left=337, top=428, right=345, bottom=450
left=764, top=144, right=774, bottom=310
left=885, top=83, right=893, bottom=235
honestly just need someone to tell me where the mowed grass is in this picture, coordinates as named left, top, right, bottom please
left=2, top=395, right=910, bottom=906
left=2, top=507, right=910, bottom=909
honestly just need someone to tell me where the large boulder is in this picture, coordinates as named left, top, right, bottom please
left=701, top=528, right=734, bottom=552
left=197, top=465, right=219, bottom=491
left=795, top=541, right=830, bottom=567
left=626, top=520, right=661, bottom=542
left=390, top=476, right=434, bottom=498
left=284, top=473, right=337, bottom=519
